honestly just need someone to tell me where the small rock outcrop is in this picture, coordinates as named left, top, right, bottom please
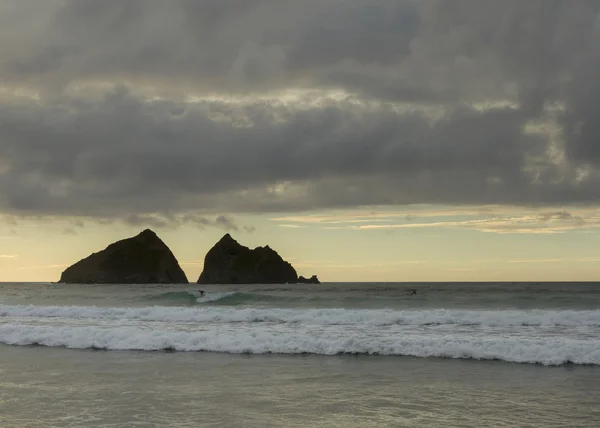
left=197, top=234, right=319, bottom=284
left=298, top=275, right=321, bottom=284
left=59, top=229, right=189, bottom=284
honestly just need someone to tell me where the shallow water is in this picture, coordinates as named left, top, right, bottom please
left=1, top=346, right=599, bottom=428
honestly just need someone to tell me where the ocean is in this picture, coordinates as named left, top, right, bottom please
left=1, top=282, right=599, bottom=427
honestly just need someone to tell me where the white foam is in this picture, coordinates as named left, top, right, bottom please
left=0, top=323, right=598, bottom=365
left=1, top=304, right=599, bottom=327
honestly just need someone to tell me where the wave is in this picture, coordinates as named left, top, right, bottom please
left=1, top=304, right=600, bottom=327
left=145, top=291, right=272, bottom=305
left=140, top=290, right=600, bottom=311
left=0, top=323, right=598, bottom=366
left=195, top=292, right=236, bottom=303
left=144, top=290, right=415, bottom=306
left=145, top=291, right=198, bottom=303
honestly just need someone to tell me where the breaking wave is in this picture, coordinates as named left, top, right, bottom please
left=144, top=291, right=285, bottom=305
left=145, top=291, right=237, bottom=304
left=138, top=289, right=600, bottom=310
left=195, top=292, right=237, bottom=303
left=1, top=304, right=599, bottom=365
left=0, top=323, right=598, bottom=366
left=1, top=304, right=599, bottom=327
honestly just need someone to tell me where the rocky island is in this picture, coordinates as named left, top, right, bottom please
left=59, top=229, right=189, bottom=284
left=197, top=233, right=320, bottom=284
left=298, top=275, right=320, bottom=284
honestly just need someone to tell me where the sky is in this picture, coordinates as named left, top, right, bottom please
left=3, top=0, right=600, bottom=282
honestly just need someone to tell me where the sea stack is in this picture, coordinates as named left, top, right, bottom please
left=298, top=275, right=321, bottom=284
left=197, top=233, right=320, bottom=284
left=59, top=229, right=189, bottom=284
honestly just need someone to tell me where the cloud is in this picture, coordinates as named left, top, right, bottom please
left=124, top=213, right=246, bottom=231
left=0, top=211, right=250, bottom=233
left=1, top=1, right=600, bottom=220
left=271, top=207, right=600, bottom=234
left=507, top=257, right=600, bottom=263
left=351, top=213, right=600, bottom=234
left=0, top=89, right=559, bottom=216
left=243, top=225, right=256, bottom=233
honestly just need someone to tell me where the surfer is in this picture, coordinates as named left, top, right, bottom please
left=198, top=290, right=205, bottom=297
left=410, top=289, right=417, bottom=296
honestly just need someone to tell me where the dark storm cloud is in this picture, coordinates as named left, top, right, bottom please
left=124, top=213, right=242, bottom=231
left=0, top=0, right=310, bottom=94
left=0, top=0, right=424, bottom=96
left=0, top=86, right=572, bottom=215
left=1, top=0, right=600, bottom=219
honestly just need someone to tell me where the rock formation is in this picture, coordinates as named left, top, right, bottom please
left=59, top=229, right=189, bottom=284
left=298, top=275, right=321, bottom=284
left=197, top=234, right=319, bottom=284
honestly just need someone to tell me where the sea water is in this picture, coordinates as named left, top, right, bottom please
left=1, top=282, right=599, bottom=427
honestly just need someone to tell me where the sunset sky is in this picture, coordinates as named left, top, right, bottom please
left=3, top=0, right=600, bottom=282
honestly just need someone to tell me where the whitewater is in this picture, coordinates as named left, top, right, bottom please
left=1, top=282, right=599, bottom=366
